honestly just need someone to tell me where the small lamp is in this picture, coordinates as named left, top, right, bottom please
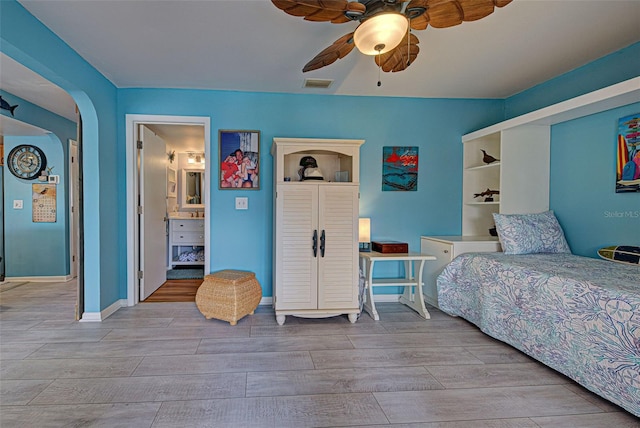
left=359, top=218, right=371, bottom=252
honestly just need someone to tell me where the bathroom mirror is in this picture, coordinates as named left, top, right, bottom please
left=180, top=168, right=205, bottom=209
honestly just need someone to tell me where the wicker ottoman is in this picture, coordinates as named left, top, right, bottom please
left=196, top=270, right=262, bottom=325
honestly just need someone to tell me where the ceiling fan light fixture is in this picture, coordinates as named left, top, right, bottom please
left=353, top=13, right=408, bottom=56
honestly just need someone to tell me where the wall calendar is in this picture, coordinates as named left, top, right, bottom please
left=32, top=183, right=56, bottom=223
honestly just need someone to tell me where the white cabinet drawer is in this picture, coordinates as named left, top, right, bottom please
left=420, top=236, right=501, bottom=309
left=421, top=239, right=454, bottom=309
left=172, top=231, right=204, bottom=244
left=171, top=219, right=204, bottom=232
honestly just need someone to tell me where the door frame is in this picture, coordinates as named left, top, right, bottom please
left=125, top=115, right=211, bottom=306
left=68, top=139, right=79, bottom=280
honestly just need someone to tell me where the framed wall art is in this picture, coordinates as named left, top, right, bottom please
left=616, top=113, right=639, bottom=193
left=219, top=130, right=260, bottom=189
left=382, top=146, right=419, bottom=191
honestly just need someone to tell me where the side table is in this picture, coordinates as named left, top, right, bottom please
left=359, top=251, right=436, bottom=321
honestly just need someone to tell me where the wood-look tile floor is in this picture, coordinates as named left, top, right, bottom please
left=1, top=280, right=637, bottom=427
left=144, top=280, right=202, bottom=303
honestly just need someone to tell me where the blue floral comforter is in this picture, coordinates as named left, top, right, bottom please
left=437, top=253, right=640, bottom=416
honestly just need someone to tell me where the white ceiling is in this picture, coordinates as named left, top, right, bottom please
left=145, top=123, right=205, bottom=152
left=12, top=0, right=639, bottom=101
left=0, top=114, right=50, bottom=137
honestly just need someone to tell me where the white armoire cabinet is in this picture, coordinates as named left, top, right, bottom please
left=271, top=138, right=364, bottom=325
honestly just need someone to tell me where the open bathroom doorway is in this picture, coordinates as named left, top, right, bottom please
left=125, top=115, right=211, bottom=305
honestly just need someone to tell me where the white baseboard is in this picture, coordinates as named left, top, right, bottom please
left=259, top=297, right=273, bottom=306
left=4, top=275, right=73, bottom=283
left=80, top=299, right=127, bottom=322
left=82, top=294, right=407, bottom=321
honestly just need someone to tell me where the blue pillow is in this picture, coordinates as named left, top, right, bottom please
left=492, top=211, right=571, bottom=255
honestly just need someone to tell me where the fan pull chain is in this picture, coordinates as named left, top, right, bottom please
left=377, top=50, right=382, bottom=87
left=407, top=17, right=411, bottom=67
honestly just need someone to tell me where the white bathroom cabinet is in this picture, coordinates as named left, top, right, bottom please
left=168, top=218, right=205, bottom=268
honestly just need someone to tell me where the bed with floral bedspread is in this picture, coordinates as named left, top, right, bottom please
left=437, top=252, right=640, bottom=416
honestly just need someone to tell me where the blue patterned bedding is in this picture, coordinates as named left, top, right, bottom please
left=437, top=253, right=640, bottom=416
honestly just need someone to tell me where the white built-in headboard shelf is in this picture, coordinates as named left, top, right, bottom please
left=463, top=77, right=640, bottom=142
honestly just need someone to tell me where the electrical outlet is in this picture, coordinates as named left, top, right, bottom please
left=235, top=197, right=248, bottom=210
left=13, top=200, right=23, bottom=209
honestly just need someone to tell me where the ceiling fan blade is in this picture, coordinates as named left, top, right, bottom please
left=407, top=0, right=512, bottom=30
left=406, top=0, right=429, bottom=30
left=303, top=32, right=356, bottom=72
left=271, top=0, right=351, bottom=23
left=375, top=32, right=419, bottom=73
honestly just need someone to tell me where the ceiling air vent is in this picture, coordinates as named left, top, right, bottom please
left=303, top=78, right=333, bottom=89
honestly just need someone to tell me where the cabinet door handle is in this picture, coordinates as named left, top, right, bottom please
left=312, top=230, right=318, bottom=257
left=320, top=230, right=326, bottom=257
left=443, top=249, right=449, bottom=254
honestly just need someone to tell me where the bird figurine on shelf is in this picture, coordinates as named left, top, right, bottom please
left=474, top=188, right=500, bottom=202
left=481, top=149, right=499, bottom=164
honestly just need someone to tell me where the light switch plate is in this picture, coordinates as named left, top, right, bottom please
left=13, top=200, right=23, bottom=209
left=235, top=197, right=248, bottom=210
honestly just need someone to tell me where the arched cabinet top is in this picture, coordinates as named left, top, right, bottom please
left=272, top=137, right=364, bottom=184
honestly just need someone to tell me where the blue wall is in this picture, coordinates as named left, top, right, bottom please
left=4, top=135, right=69, bottom=276
left=3, top=0, right=638, bottom=309
left=1, top=90, right=76, bottom=277
left=501, top=44, right=640, bottom=257
left=505, top=42, right=640, bottom=119
left=1, top=0, right=118, bottom=313
left=118, top=90, right=504, bottom=296
left=550, top=103, right=640, bottom=257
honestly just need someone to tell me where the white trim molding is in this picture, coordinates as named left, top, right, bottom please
left=259, top=297, right=273, bottom=306
left=80, top=299, right=127, bottom=322
left=125, top=114, right=211, bottom=307
left=4, top=275, right=73, bottom=283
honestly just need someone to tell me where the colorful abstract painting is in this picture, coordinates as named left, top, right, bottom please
left=382, top=146, right=418, bottom=191
left=616, top=113, right=640, bottom=193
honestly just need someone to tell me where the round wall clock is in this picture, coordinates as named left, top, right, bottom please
left=7, top=144, right=47, bottom=180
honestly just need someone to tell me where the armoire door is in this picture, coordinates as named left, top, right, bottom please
left=274, top=184, right=319, bottom=310
left=317, top=185, right=359, bottom=309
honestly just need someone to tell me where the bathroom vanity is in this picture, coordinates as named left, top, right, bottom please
left=168, top=217, right=205, bottom=268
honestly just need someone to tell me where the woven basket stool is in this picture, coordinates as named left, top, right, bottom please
left=195, top=270, right=262, bottom=325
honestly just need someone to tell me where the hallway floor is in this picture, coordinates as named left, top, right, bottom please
left=1, top=280, right=637, bottom=427
left=144, top=279, right=203, bottom=303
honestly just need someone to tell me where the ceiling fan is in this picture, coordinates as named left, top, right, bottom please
left=272, top=0, right=512, bottom=73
